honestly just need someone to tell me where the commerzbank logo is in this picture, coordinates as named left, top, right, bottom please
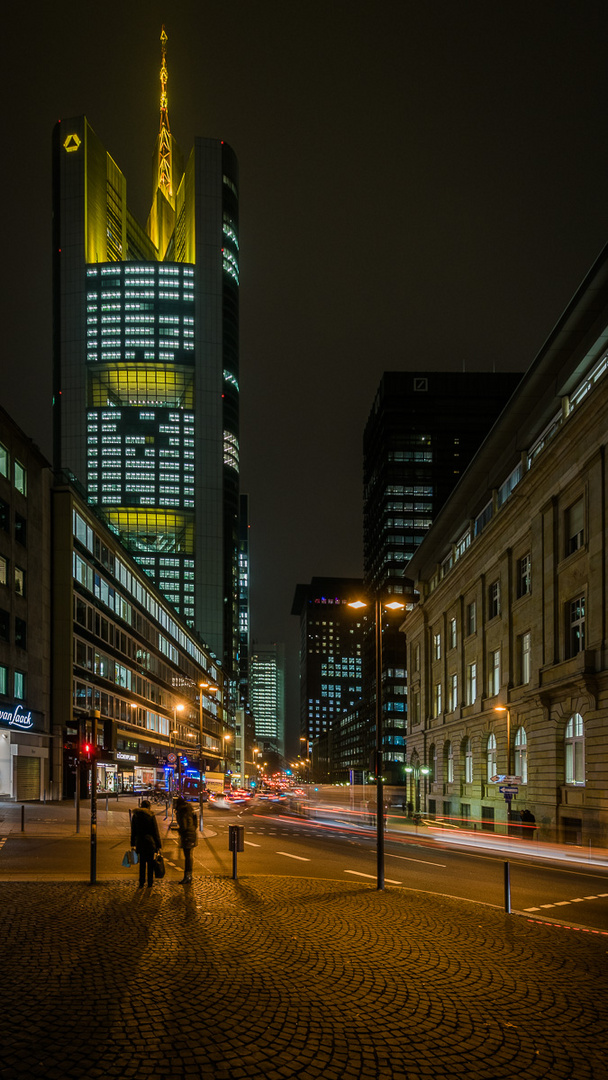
left=63, top=133, right=81, bottom=153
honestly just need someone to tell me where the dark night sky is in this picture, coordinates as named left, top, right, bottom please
left=4, top=2, right=608, bottom=751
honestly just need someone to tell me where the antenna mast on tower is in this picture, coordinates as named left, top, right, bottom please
left=158, top=25, right=173, bottom=201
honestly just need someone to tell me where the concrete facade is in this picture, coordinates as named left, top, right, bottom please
left=402, top=245, right=608, bottom=847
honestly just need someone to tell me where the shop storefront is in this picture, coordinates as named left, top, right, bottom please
left=95, top=750, right=166, bottom=794
left=0, top=703, right=50, bottom=801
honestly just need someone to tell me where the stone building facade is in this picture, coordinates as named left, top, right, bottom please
left=402, top=245, right=608, bottom=847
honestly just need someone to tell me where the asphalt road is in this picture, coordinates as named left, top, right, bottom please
left=2, top=799, right=607, bottom=931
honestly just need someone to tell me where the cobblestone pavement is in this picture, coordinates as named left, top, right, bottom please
left=0, top=876, right=606, bottom=1080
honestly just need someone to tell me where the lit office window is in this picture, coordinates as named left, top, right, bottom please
left=14, top=670, right=25, bottom=700
left=14, top=461, right=26, bottom=496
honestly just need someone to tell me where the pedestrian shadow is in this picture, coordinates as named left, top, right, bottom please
left=164, top=882, right=199, bottom=923
left=231, top=877, right=374, bottom=913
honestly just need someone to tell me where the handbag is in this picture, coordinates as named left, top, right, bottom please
left=122, top=849, right=138, bottom=867
left=153, top=853, right=166, bottom=879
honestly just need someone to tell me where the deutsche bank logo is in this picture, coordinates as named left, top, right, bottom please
left=414, top=378, right=428, bottom=392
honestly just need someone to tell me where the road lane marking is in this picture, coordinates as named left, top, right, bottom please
left=526, top=896, right=607, bottom=912
left=244, top=841, right=260, bottom=847
left=388, top=853, right=446, bottom=867
left=276, top=851, right=310, bottom=861
left=344, top=870, right=402, bottom=884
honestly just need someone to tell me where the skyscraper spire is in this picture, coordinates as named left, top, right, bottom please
left=158, top=25, right=173, bottom=201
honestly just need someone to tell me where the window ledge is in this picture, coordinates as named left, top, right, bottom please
left=540, top=651, right=597, bottom=691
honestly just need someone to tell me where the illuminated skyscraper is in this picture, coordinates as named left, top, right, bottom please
left=52, top=29, right=240, bottom=688
left=250, top=643, right=285, bottom=756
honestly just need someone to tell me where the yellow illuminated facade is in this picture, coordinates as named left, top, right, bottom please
left=52, top=28, right=241, bottom=683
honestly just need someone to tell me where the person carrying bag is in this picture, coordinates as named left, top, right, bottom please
left=130, top=800, right=162, bottom=888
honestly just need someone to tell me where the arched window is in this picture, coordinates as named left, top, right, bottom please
left=514, top=727, right=527, bottom=784
left=463, top=737, right=473, bottom=783
left=445, top=741, right=454, bottom=783
left=486, top=733, right=497, bottom=782
left=428, top=744, right=436, bottom=783
left=565, top=713, right=585, bottom=785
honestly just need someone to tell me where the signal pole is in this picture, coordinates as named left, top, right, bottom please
left=89, top=710, right=100, bottom=885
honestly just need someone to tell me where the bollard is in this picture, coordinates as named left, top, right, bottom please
left=105, top=792, right=109, bottom=813
left=504, top=860, right=511, bottom=914
left=21, top=805, right=25, bottom=832
left=228, top=824, right=245, bottom=880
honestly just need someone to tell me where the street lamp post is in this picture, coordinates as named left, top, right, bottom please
left=404, top=763, right=431, bottom=813
left=494, top=705, right=513, bottom=829
left=348, top=595, right=405, bottom=890
left=493, top=705, right=512, bottom=775
left=172, top=703, right=184, bottom=794
left=198, top=682, right=219, bottom=833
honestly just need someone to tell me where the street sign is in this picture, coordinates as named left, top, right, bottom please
left=499, top=785, right=519, bottom=794
left=490, top=775, right=522, bottom=783
left=167, top=752, right=177, bottom=764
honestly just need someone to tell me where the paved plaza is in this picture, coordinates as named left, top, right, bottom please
left=0, top=871, right=606, bottom=1080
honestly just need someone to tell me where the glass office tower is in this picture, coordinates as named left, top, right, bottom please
left=52, top=100, right=240, bottom=688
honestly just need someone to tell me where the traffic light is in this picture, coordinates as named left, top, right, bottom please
left=82, top=742, right=93, bottom=762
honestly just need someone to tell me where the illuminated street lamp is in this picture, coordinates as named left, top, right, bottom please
left=404, top=763, right=431, bottom=813
left=494, top=705, right=514, bottom=829
left=348, top=595, right=406, bottom=890
left=172, top=703, right=184, bottom=794
left=493, top=705, right=512, bottom=775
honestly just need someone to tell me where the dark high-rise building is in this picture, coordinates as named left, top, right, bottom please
left=363, top=371, right=522, bottom=781
left=51, top=29, right=240, bottom=694
left=291, top=577, right=367, bottom=752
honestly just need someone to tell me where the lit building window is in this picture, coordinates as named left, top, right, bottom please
left=514, top=727, right=527, bottom=783
left=565, top=714, right=585, bottom=785
left=486, top=733, right=497, bottom=782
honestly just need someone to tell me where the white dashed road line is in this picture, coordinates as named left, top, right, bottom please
left=276, top=851, right=311, bottom=861
left=244, top=840, right=260, bottom=847
left=524, top=894, right=608, bottom=912
left=344, top=870, right=402, bottom=885
left=388, top=853, right=446, bottom=867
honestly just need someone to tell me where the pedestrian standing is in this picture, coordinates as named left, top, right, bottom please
left=175, top=796, right=198, bottom=883
left=130, top=800, right=162, bottom=887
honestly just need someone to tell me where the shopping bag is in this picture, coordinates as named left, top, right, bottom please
left=153, top=853, right=166, bottom=879
left=122, top=849, right=138, bottom=867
